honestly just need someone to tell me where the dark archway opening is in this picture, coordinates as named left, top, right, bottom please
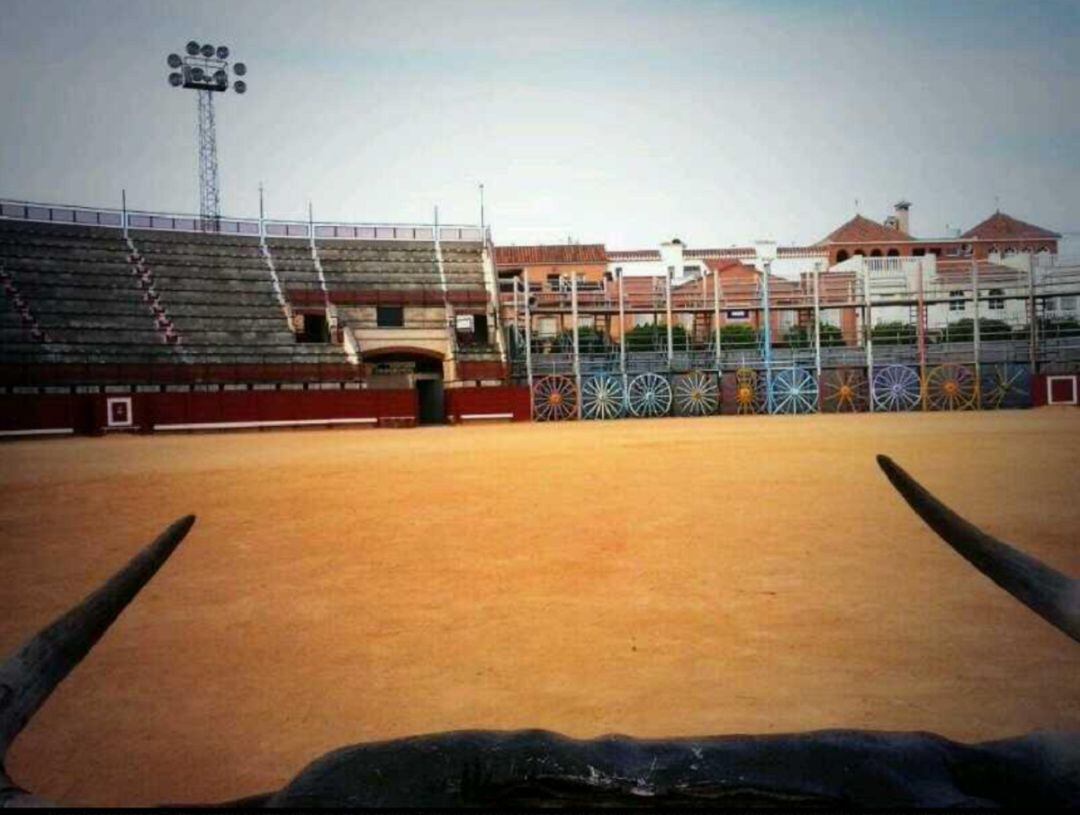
left=364, top=350, right=445, bottom=425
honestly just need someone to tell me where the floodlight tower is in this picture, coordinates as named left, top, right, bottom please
left=166, top=41, right=248, bottom=230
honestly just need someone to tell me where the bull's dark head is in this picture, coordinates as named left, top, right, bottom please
left=1, top=456, right=1076, bottom=808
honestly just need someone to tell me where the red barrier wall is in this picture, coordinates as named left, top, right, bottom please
left=1033, top=374, right=1079, bottom=407
left=1, top=388, right=419, bottom=436
left=0, top=394, right=76, bottom=433
left=444, top=386, right=530, bottom=422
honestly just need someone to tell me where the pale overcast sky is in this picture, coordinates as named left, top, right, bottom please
left=1, top=0, right=1077, bottom=249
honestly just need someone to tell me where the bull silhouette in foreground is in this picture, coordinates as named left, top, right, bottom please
left=1, top=456, right=1076, bottom=808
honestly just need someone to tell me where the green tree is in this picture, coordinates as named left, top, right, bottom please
left=718, top=323, right=758, bottom=349
left=941, top=318, right=1013, bottom=343
left=780, top=322, right=845, bottom=348
left=871, top=321, right=918, bottom=345
left=625, top=323, right=691, bottom=351
left=1041, top=317, right=1080, bottom=339
left=553, top=326, right=608, bottom=353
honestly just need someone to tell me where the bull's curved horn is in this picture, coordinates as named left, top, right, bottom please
left=877, top=455, right=1078, bottom=643
left=0, top=515, right=195, bottom=804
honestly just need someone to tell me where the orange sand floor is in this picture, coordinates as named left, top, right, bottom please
left=1, top=410, right=1078, bottom=805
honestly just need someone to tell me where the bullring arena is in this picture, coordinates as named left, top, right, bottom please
left=1, top=410, right=1078, bottom=806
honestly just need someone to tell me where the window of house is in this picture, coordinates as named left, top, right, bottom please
left=726, top=309, right=749, bottom=320
left=836, top=250, right=849, bottom=263
left=547, top=274, right=562, bottom=291
left=988, top=288, right=1005, bottom=310
left=913, top=248, right=926, bottom=257
left=949, top=290, right=965, bottom=311
left=376, top=306, right=404, bottom=327
left=887, top=249, right=900, bottom=257
left=1059, top=295, right=1077, bottom=312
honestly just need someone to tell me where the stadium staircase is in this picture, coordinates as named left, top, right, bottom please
left=258, top=242, right=295, bottom=328
left=0, top=267, right=48, bottom=343
left=125, top=240, right=180, bottom=345
left=0, top=220, right=178, bottom=365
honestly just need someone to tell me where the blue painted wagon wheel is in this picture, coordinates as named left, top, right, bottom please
left=532, top=375, right=577, bottom=421
left=872, top=365, right=921, bottom=411
left=673, top=371, right=718, bottom=416
left=980, top=363, right=1031, bottom=409
left=926, top=363, right=976, bottom=411
left=626, top=372, right=672, bottom=417
left=581, top=375, right=625, bottom=420
left=770, top=367, right=818, bottom=414
left=821, top=368, right=868, bottom=412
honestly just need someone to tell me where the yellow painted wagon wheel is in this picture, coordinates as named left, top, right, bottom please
left=926, top=363, right=977, bottom=411
left=732, top=367, right=763, bottom=415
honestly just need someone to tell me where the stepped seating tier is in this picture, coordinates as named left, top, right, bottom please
left=0, top=221, right=350, bottom=378
left=265, top=237, right=322, bottom=290
left=313, top=239, right=486, bottom=299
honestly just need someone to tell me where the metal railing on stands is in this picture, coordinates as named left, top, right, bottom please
left=0, top=198, right=484, bottom=243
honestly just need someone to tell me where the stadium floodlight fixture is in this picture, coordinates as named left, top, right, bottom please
left=164, top=41, right=249, bottom=230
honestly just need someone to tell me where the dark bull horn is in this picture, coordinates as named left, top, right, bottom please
left=0, top=515, right=195, bottom=804
left=877, top=455, right=1079, bottom=643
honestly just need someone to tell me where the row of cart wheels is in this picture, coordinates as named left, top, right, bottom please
left=532, top=364, right=1033, bottom=420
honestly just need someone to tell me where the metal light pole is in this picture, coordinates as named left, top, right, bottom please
left=166, top=41, right=248, bottom=230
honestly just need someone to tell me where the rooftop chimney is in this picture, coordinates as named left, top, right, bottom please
left=894, top=200, right=911, bottom=235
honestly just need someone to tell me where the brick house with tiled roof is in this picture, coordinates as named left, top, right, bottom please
left=961, top=211, right=1060, bottom=244
left=493, top=243, right=609, bottom=295
left=817, top=202, right=1059, bottom=265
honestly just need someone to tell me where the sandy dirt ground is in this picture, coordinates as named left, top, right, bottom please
left=0, top=410, right=1078, bottom=806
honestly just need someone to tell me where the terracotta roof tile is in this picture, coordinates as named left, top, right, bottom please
left=960, top=211, right=1060, bottom=241
left=494, top=244, right=606, bottom=266
left=817, top=214, right=912, bottom=245
left=608, top=249, right=661, bottom=261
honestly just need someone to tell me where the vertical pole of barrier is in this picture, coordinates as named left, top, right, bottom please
left=813, top=261, right=822, bottom=391
left=916, top=258, right=927, bottom=410
left=665, top=266, right=674, bottom=369
left=712, top=267, right=722, bottom=373
left=618, top=268, right=627, bottom=391
left=863, top=261, right=875, bottom=412
left=571, top=271, right=581, bottom=419
left=524, top=268, right=534, bottom=419
left=972, top=258, right=981, bottom=408
left=762, top=259, right=773, bottom=413
left=1028, top=261, right=1038, bottom=374
left=511, top=274, right=519, bottom=347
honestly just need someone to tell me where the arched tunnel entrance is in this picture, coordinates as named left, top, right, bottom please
left=363, top=348, right=445, bottom=425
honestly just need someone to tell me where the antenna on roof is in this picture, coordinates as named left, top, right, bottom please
left=995, top=195, right=1001, bottom=213
left=854, top=198, right=860, bottom=214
